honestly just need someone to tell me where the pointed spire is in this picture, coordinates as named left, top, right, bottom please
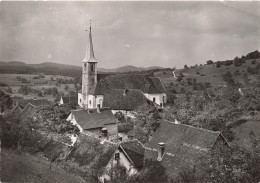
left=83, top=20, right=97, bottom=63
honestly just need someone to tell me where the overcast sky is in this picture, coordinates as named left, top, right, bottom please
left=0, top=1, right=260, bottom=69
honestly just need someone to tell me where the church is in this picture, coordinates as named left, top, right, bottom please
left=77, top=24, right=167, bottom=110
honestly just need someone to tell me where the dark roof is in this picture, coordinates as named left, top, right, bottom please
left=88, top=74, right=166, bottom=95
left=67, top=134, right=117, bottom=167
left=143, top=147, right=204, bottom=180
left=61, top=96, right=77, bottom=104
left=145, top=120, right=221, bottom=154
left=21, top=103, right=37, bottom=119
left=103, top=89, right=148, bottom=110
left=18, top=99, right=51, bottom=109
left=119, top=140, right=145, bottom=168
left=71, top=108, right=117, bottom=130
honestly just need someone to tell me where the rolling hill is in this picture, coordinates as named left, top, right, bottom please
left=0, top=61, right=165, bottom=75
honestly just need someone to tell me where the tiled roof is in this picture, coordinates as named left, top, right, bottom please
left=62, top=96, right=78, bottom=104
left=71, top=108, right=117, bottom=130
left=145, top=120, right=221, bottom=154
left=89, top=74, right=167, bottom=95
left=103, top=89, right=148, bottom=110
left=67, top=134, right=117, bottom=167
left=18, top=99, right=51, bottom=109
left=143, top=147, right=204, bottom=180
left=119, top=140, right=145, bottom=168
left=21, top=103, right=37, bottom=119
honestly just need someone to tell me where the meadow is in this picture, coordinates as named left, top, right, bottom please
left=0, top=74, right=76, bottom=101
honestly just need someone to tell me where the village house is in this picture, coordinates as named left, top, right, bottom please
left=77, top=24, right=167, bottom=111
left=143, top=120, right=229, bottom=180
left=66, top=107, right=118, bottom=137
left=18, top=99, right=51, bottom=119
left=99, top=140, right=145, bottom=182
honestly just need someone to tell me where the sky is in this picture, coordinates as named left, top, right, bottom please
left=0, top=1, right=260, bottom=69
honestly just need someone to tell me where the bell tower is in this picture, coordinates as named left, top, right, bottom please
left=82, top=21, right=98, bottom=108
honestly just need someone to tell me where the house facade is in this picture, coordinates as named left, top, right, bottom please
left=99, top=140, right=145, bottom=183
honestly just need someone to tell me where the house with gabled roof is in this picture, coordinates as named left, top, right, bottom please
left=66, top=108, right=118, bottom=137
left=99, top=139, right=145, bottom=183
left=18, top=99, right=51, bottom=119
left=142, top=120, right=229, bottom=181
left=77, top=24, right=167, bottom=111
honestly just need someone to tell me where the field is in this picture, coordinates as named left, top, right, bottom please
left=155, top=58, right=260, bottom=88
left=0, top=74, right=76, bottom=101
left=0, top=149, right=85, bottom=183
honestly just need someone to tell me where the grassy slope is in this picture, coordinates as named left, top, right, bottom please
left=231, top=120, right=260, bottom=151
left=155, top=58, right=260, bottom=87
left=1, top=149, right=86, bottom=183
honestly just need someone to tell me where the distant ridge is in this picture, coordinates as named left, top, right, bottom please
left=0, top=61, right=166, bottom=75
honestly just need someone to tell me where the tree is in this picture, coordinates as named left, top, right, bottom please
left=128, top=160, right=168, bottom=183
left=222, top=71, right=235, bottom=86
left=206, top=60, right=213, bottom=65
left=6, top=86, right=12, bottom=93
left=184, top=64, right=188, bottom=69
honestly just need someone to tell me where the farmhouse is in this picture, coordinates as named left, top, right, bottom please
left=99, top=140, right=145, bottom=182
left=66, top=107, right=118, bottom=137
left=143, top=120, right=229, bottom=180
left=78, top=25, right=167, bottom=111
left=18, top=99, right=51, bottom=119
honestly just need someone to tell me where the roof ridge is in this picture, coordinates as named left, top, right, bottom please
left=162, top=120, right=221, bottom=135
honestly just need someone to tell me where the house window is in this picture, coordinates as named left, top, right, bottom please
left=84, top=63, right=87, bottom=71
left=115, top=152, right=120, bottom=160
left=91, top=64, right=95, bottom=72
left=89, top=100, right=91, bottom=105
left=153, top=97, right=156, bottom=103
left=80, top=99, right=81, bottom=103
left=163, top=96, right=165, bottom=103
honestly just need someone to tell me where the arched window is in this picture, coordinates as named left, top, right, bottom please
left=91, top=64, right=95, bottom=72
left=89, top=100, right=91, bottom=105
left=80, top=99, right=81, bottom=103
left=162, top=96, right=165, bottom=103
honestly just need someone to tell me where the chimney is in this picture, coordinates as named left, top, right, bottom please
left=100, top=128, right=108, bottom=144
left=123, top=89, right=128, bottom=96
left=97, top=104, right=101, bottom=113
left=157, top=142, right=165, bottom=161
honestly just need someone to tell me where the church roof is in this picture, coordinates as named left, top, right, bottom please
left=82, top=26, right=97, bottom=63
left=71, top=108, right=117, bottom=130
left=89, top=74, right=167, bottom=95
left=103, top=89, right=148, bottom=110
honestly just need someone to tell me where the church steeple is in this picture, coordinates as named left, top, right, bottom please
left=81, top=21, right=98, bottom=109
left=83, top=21, right=97, bottom=63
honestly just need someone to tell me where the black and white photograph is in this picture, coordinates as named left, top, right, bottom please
left=0, top=1, right=260, bottom=182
